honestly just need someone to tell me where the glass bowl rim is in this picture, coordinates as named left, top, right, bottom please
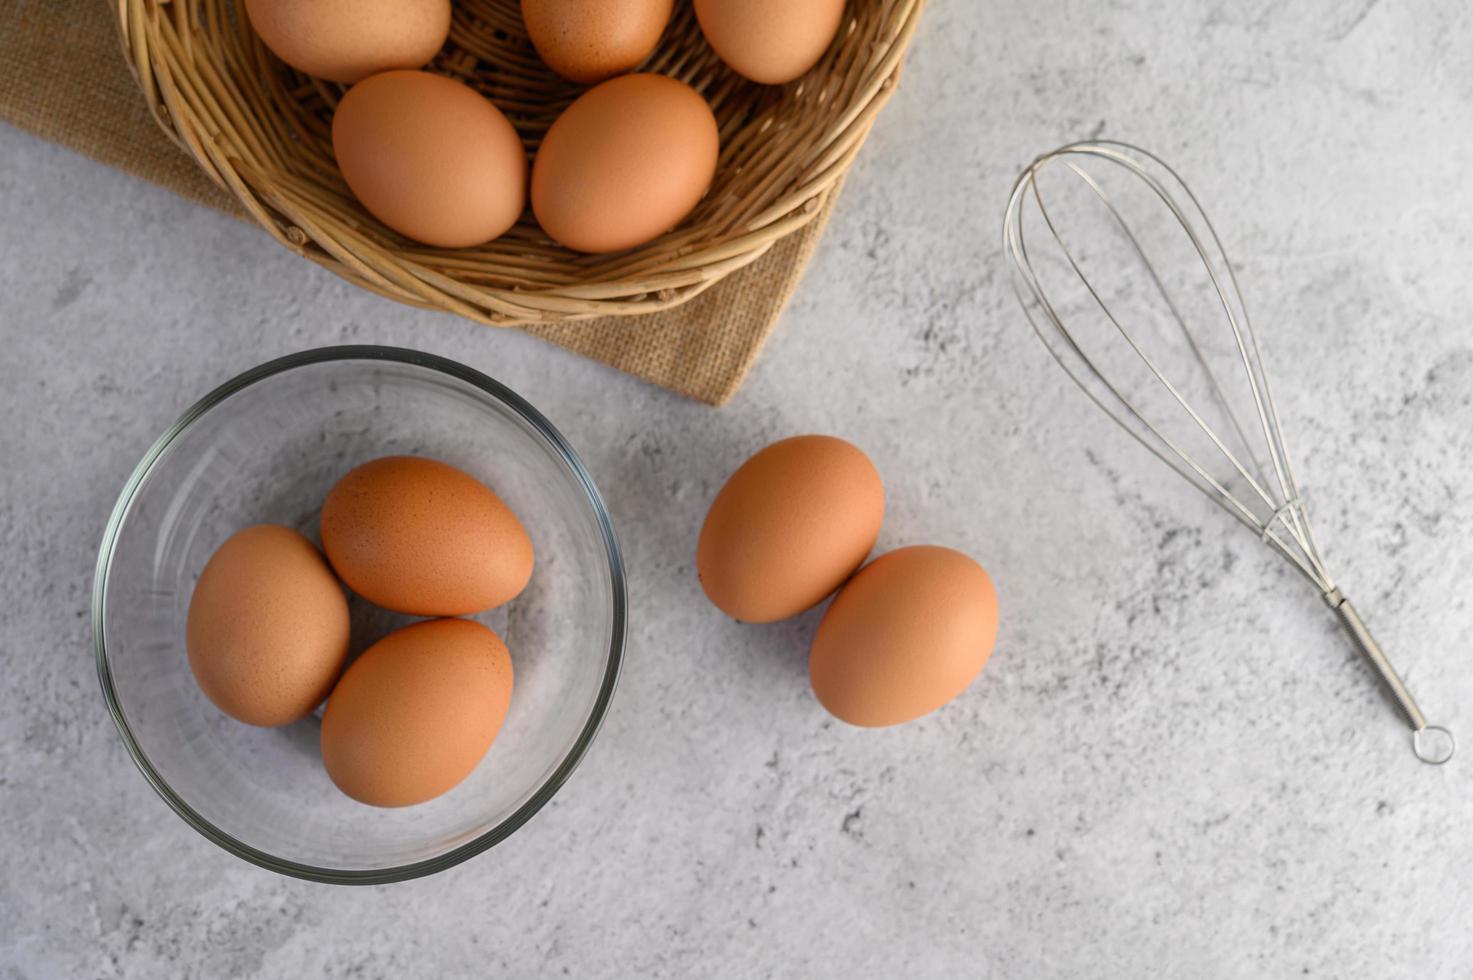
left=91, top=345, right=627, bottom=885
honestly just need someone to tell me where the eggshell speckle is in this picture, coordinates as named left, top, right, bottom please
left=694, top=0, right=846, bottom=85
left=522, top=0, right=673, bottom=83
left=332, top=71, right=527, bottom=248
left=697, top=435, right=883, bottom=623
left=531, top=73, right=718, bottom=253
left=320, top=619, right=514, bottom=807
left=809, top=545, right=1000, bottom=727
left=185, top=524, right=350, bottom=727
left=244, top=0, right=451, bottom=84
left=321, top=455, right=534, bottom=616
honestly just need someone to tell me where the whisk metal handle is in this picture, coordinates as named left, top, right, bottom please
left=1326, top=590, right=1454, bottom=765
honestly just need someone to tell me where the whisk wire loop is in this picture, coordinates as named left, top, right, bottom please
left=1007, top=146, right=1332, bottom=592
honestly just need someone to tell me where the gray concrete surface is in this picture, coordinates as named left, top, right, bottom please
left=4, top=1, right=1473, bottom=976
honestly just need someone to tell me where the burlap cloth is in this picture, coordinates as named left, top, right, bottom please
left=0, top=1, right=843, bottom=405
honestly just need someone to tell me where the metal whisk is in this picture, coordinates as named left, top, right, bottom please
left=1003, top=140, right=1454, bottom=764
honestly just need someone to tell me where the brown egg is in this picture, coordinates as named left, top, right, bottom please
left=332, top=71, right=527, bottom=248
left=321, top=455, right=534, bottom=616
left=809, top=545, right=1000, bottom=727
left=522, top=0, right=674, bottom=83
left=244, top=0, right=451, bottom=85
left=531, top=73, right=718, bottom=253
left=185, top=524, right=350, bottom=727
left=320, top=619, right=514, bottom=807
left=694, top=0, right=846, bottom=85
left=697, top=435, right=883, bottom=623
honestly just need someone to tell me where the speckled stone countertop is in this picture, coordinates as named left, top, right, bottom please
left=3, top=1, right=1472, bottom=977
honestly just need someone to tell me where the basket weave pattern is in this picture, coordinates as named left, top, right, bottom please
left=115, top=0, right=923, bottom=326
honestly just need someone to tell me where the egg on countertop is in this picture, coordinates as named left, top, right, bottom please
left=185, top=524, right=350, bottom=727
left=522, top=0, right=674, bottom=83
left=697, top=435, right=883, bottom=623
left=332, top=71, right=527, bottom=248
left=694, top=0, right=846, bottom=85
left=320, top=619, right=515, bottom=807
left=809, top=545, right=1000, bottom=727
left=321, top=455, right=534, bottom=617
left=244, top=0, right=451, bottom=84
left=531, top=73, right=719, bottom=253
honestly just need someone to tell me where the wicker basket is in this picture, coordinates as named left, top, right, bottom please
left=115, top=0, right=923, bottom=326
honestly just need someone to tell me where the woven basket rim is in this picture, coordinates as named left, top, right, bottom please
left=115, top=0, right=925, bottom=326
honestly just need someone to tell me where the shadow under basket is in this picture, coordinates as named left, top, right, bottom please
left=115, top=0, right=925, bottom=326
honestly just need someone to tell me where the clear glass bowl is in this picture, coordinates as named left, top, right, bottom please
left=92, top=347, right=625, bottom=884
